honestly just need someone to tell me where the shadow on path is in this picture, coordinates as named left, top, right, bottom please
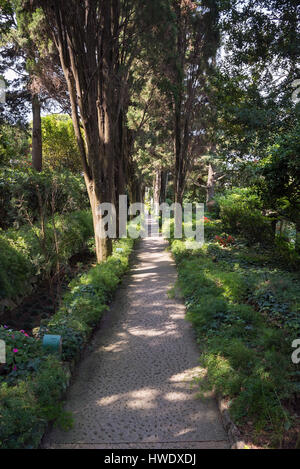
left=42, top=219, right=228, bottom=449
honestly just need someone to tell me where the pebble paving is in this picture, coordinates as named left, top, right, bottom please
left=42, top=218, right=228, bottom=449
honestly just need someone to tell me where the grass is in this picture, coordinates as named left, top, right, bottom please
left=169, top=217, right=300, bottom=448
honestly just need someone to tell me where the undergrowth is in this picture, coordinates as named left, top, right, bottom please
left=0, top=238, right=134, bottom=449
left=169, top=217, right=300, bottom=448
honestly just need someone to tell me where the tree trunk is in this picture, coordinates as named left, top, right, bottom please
left=114, top=109, right=127, bottom=237
left=160, top=170, right=168, bottom=203
left=56, top=43, right=114, bottom=263
left=127, top=130, right=143, bottom=206
left=32, top=94, right=42, bottom=172
left=174, top=100, right=183, bottom=204
left=38, top=1, right=126, bottom=263
left=153, top=168, right=161, bottom=214
left=296, top=221, right=300, bottom=254
left=86, top=180, right=112, bottom=262
left=271, top=218, right=277, bottom=242
left=141, top=185, right=145, bottom=203
left=206, top=162, right=216, bottom=204
left=175, top=190, right=183, bottom=206
left=173, top=1, right=185, bottom=206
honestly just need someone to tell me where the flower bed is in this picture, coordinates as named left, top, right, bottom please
left=0, top=238, right=134, bottom=449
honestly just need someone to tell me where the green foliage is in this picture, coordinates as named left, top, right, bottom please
left=274, top=235, right=300, bottom=270
left=40, top=114, right=82, bottom=173
left=248, top=271, right=300, bottom=334
left=30, top=356, right=71, bottom=425
left=0, top=381, right=45, bottom=449
left=215, top=0, right=300, bottom=175
left=0, top=167, right=88, bottom=229
left=0, top=326, right=45, bottom=386
left=0, top=236, right=33, bottom=299
left=258, top=124, right=300, bottom=245
left=203, top=217, right=223, bottom=240
left=0, top=123, right=29, bottom=166
left=216, top=187, right=274, bottom=245
left=0, top=210, right=93, bottom=301
left=44, top=238, right=134, bottom=360
left=0, top=355, right=71, bottom=449
left=169, top=221, right=300, bottom=440
left=0, top=237, right=134, bottom=448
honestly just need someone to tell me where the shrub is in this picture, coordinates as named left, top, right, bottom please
left=0, top=209, right=93, bottom=302
left=0, top=238, right=134, bottom=448
left=0, top=355, right=71, bottom=449
left=274, top=235, right=300, bottom=270
left=216, top=187, right=273, bottom=245
left=258, top=124, right=300, bottom=248
left=30, top=356, right=71, bottom=426
left=0, top=237, right=33, bottom=300
left=40, top=114, right=82, bottom=173
left=169, top=234, right=299, bottom=440
left=214, top=234, right=235, bottom=247
left=0, top=326, right=45, bottom=386
left=0, top=167, right=88, bottom=229
left=0, top=123, right=29, bottom=168
left=203, top=218, right=223, bottom=240
left=44, top=238, right=133, bottom=360
left=0, top=381, right=45, bottom=449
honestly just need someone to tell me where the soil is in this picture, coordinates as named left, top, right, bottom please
left=237, top=396, right=300, bottom=449
left=1, top=250, right=96, bottom=335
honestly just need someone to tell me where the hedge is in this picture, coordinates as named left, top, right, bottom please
left=0, top=238, right=134, bottom=449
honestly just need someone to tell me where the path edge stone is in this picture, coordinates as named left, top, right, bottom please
left=217, top=394, right=246, bottom=449
left=40, top=241, right=139, bottom=449
left=166, top=237, right=245, bottom=451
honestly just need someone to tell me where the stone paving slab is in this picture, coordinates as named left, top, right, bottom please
left=42, top=222, right=228, bottom=449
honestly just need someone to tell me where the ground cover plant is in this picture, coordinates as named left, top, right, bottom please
left=0, top=209, right=93, bottom=304
left=169, top=214, right=300, bottom=448
left=1, top=0, right=299, bottom=452
left=0, top=238, right=134, bottom=449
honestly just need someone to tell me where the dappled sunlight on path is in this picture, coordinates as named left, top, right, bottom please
left=42, top=218, right=228, bottom=449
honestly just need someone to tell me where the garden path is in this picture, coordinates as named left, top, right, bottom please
left=42, top=217, right=228, bottom=449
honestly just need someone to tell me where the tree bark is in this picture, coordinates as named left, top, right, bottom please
left=173, top=1, right=185, bottom=206
left=114, top=109, right=128, bottom=236
left=175, top=189, right=183, bottom=206
left=31, top=94, right=42, bottom=172
left=153, top=168, right=161, bottom=214
left=87, top=181, right=112, bottom=262
left=160, top=170, right=168, bottom=203
left=128, top=173, right=143, bottom=205
left=206, top=162, right=216, bottom=204
left=296, top=221, right=300, bottom=254
left=127, top=129, right=144, bottom=206
left=41, top=1, right=124, bottom=263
